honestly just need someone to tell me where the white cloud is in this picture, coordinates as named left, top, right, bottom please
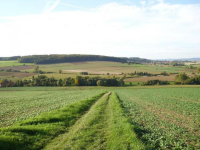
left=0, top=2, right=200, bottom=59
left=140, top=1, right=146, bottom=5
left=44, top=0, right=61, bottom=14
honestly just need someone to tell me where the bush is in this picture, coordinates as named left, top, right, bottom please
left=142, top=80, right=169, bottom=86
left=80, top=72, right=88, bottom=75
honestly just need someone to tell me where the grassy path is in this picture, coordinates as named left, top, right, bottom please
left=44, top=92, right=144, bottom=150
left=0, top=92, right=106, bottom=150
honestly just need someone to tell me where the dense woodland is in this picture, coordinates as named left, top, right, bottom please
left=0, top=55, right=154, bottom=64
left=17, top=55, right=127, bottom=64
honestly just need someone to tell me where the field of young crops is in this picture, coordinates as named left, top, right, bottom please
left=114, top=87, right=200, bottom=149
left=0, top=87, right=102, bottom=127
left=0, top=86, right=199, bottom=150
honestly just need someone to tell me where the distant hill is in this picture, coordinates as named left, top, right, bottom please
left=17, top=54, right=127, bottom=64
left=0, top=56, right=21, bottom=61
left=1, top=55, right=152, bottom=64
left=125, top=57, right=152, bottom=63
left=155, top=58, right=200, bottom=61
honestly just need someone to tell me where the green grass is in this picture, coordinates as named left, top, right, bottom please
left=106, top=92, right=144, bottom=150
left=125, top=81, right=142, bottom=86
left=0, top=87, right=102, bottom=127
left=0, top=61, right=33, bottom=68
left=44, top=92, right=144, bottom=150
left=0, top=92, right=106, bottom=150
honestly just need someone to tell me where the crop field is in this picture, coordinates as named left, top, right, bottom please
left=115, top=87, right=200, bottom=149
left=0, top=87, right=102, bottom=127
left=0, top=86, right=199, bottom=150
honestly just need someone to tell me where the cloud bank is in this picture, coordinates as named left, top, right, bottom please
left=0, top=2, right=200, bottom=59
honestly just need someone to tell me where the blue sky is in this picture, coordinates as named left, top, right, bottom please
left=1, top=0, right=200, bottom=17
left=0, top=0, right=200, bottom=59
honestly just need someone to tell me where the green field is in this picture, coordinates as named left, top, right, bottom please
left=0, top=61, right=33, bottom=68
left=0, top=87, right=102, bottom=127
left=0, top=86, right=199, bottom=150
left=114, top=87, right=200, bottom=149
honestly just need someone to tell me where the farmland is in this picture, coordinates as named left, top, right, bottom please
left=0, top=61, right=33, bottom=68
left=115, top=87, right=200, bottom=149
left=0, top=61, right=35, bottom=81
left=0, top=86, right=199, bottom=149
left=0, top=87, right=102, bottom=127
left=0, top=60, right=200, bottom=149
left=1, top=61, right=198, bottom=82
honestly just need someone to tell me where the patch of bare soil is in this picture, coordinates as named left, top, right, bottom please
left=63, top=69, right=121, bottom=75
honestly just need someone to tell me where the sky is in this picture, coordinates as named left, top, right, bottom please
left=0, top=0, right=200, bottom=59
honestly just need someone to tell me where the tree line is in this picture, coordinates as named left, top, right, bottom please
left=142, top=80, right=169, bottom=85
left=17, top=55, right=127, bottom=64
left=0, top=56, right=21, bottom=61
left=0, top=75, right=124, bottom=87
left=175, top=73, right=200, bottom=85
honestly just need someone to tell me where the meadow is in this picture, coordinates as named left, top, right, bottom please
left=0, top=86, right=199, bottom=150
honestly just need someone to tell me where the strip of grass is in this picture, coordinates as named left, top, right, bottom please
left=45, top=92, right=144, bottom=150
left=0, top=91, right=106, bottom=150
left=44, top=92, right=111, bottom=149
left=106, top=92, right=145, bottom=150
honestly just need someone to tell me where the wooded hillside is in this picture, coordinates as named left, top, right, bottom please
left=17, top=55, right=127, bottom=64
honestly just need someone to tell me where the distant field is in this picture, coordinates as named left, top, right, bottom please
left=0, top=61, right=35, bottom=81
left=1, top=65, right=34, bottom=71
left=0, top=61, right=197, bottom=82
left=0, top=72, right=36, bottom=81
left=124, top=75, right=176, bottom=82
left=24, top=61, right=189, bottom=74
left=0, top=61, right=33, bottom=68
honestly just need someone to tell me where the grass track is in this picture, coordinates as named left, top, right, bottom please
left=44, top=92, right=144, bottom=150
left=0, top=92, right=106, bottom=150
